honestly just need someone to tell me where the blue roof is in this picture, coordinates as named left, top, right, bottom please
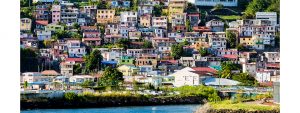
left=102, top=61, right=117, bottom=64
left=203, top=78, right=240, bottom=86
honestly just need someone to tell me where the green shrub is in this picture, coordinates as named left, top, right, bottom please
left=64, top=92, right=77, bottom=101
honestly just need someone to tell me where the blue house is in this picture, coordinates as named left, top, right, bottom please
left=102, top=61, right=117, bottom=68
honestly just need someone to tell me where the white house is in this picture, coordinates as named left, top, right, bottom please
left=120, top=11, right=138, bottom=27
left=256, top=12, right=278, bottom=25
left=69, top=75, right=94, bottom=83
left=101, top=51, right=122, bottom=62
left=171, top=67, right=217, bottom=87
left=179, top=57, right=196, bottom=67
left=255, top=71, right=271, bottom=83
left=242, top=63, right=257, bottom=76
left=264, top=52, right=280, bottom=63
left=67, top=40, right=86, bottom=58
left=206, top=19, right=224, bottom=32
left=152, top=16, right=168, bottom=29
left=21, top=72, right=52, bottom=83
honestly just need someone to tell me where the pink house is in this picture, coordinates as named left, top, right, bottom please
left=51, top=5, right=61, bottom=24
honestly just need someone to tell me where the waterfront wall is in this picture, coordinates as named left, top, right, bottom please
left=21, top=95, right=206, bottom=109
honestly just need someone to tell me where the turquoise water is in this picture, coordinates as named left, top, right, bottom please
left=21, top=104, right=200, bottom=113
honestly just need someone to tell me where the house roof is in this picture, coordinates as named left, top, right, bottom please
left=41, top=70, right=60, bottom=76
left=203, top=78, right=240, bottom=86
left=65, top=58, right=84, bottom=62
left=35, top=20, right=48, bottom=26
left=191, top=67, right=217, bottom=74
left=82, top=38, right=101, bottom=41
left=223, top=55, right=238, bottom=59
left=266, top=63, right=280, bottom=68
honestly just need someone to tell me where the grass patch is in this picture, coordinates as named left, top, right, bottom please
left=218, top=15, right=241, bottom=20
left=209, top=100, right=279, bottom=111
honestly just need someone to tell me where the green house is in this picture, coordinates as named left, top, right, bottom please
left=118, top=56, right=135, bottom=65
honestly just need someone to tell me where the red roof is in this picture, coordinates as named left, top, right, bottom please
left=65, top=58, right=84, bottom=62
left=266, top=63, right=280, bottom=68
left=191, top=67, right=217, bottom=74
left=160, top=60, right=178, bottom=64
left=83, top=38, right=101, bottom=41
left=36, top=20, right=48, bottom=26
left=223, top=55, right=238, bottom=59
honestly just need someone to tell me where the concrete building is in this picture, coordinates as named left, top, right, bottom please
left=51, top=5, right=61, bottom=24
left=96, top=9, right=115, bottom=24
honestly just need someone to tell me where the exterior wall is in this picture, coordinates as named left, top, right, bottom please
left=140, top=15, right=151, bottom=27
left=264, top=52, right=280, bottom=63
left=96, top=10, right=115, bottom=24
left=118, top=65, right=138, bottom=76
left=174, top=71, right=200, bottom=87
left=51, top=5, right=61, bottom=24
left=60, top=62, right=74, bottom=76
left=68, top=47, right=86, bottom=58
left=242, top=63, right=257, bottom=76
left=273, top=82, right=280, bottom=103
left=20, top=18, right=32, bottom=31
left=37, top=30, right=52, bottom=41
left=255, top=72, right=271, bottom=83
left=152, top=16, right=168, bottom=29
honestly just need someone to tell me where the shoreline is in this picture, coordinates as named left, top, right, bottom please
left=21, top=95, right=206, bottom=110
left=21, top=103, right=202, bottom=111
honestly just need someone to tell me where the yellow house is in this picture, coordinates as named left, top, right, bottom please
left=239, top=36, right=253, bottom=46
left=20, top=18, right=32, bottom=31
left=117, top=65, right=139, bottom=76
left=97, top=9, right=115, bottom=24
left=45, top=23, right=64, bottom=32
left=168, top=0, right=187, bottom=21
left=140, top=14, right=151, bottom=27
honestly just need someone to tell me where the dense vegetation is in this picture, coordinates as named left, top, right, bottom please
left=243, top=0, right=280, bottom=19
left=20, top=48, right=39, bottom=72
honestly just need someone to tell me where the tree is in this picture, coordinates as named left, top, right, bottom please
left=142, top=40, right=153, bottom=48
left=43, top=40, right=53, bottom=48
left=199, top=47, right=209, bottom=57
left=73, top=64, right=82, bottom=74
left=171, top=44, right=184, bottom=59
left=219, top=62, right=241, bottom=79
left=185, top=20, right=192, bottom=32
left=21, top=48, right=39, bottom=72
left=236, top=44, right=248, bottom=51
left=84, top=50, right=103, bottom=73
left=52, top=30, right=71, bottom=39
left=131, top=0, right=138, bottom=11
left=186, top=3, right=198, bottom=13
left=117, top=38, right=130, bottom=49
left=275, top=32, right=280, bottom=48
left=81, top=80, right=94, bottom=88
left=98, top=67, right=124, bottom=87
left=72, top=23, right=80, bottom=30
left=181, top=40, right=189, bottom=46
left=24, top=81, right=28, bottom=89
left=153, top=4, right=163, bottom=17
left=232, top=73, right=259, bottom=86
left=214, top=4, right=224, bottom=10
left=226, top=31, right=237, bottom=48
left=243, top=0, right=279, bottom=19
left=64, top=92, right=77, bottom=102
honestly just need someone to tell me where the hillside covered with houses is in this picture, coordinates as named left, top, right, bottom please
left=20, top=0, right=280, bottom=96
